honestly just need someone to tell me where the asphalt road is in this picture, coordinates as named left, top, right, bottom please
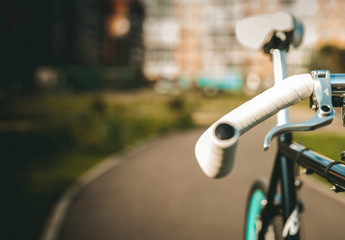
left=54, top=120, right=345, bottom=240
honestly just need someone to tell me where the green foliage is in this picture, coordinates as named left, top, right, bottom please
left=309, top=45, right=345, bottom=73
left=0, top=91, right=196, bottom=240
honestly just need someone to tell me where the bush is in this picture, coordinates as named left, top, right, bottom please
left=56, top=66, right=146, bottom=92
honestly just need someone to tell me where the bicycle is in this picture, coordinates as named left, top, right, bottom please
left=194, top=12, right=345, bottom=240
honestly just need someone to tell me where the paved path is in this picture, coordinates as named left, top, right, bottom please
left=53, top=120, right=345, bottom=240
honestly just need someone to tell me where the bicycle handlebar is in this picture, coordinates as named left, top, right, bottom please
left=195, top=74, right=314, bottom=178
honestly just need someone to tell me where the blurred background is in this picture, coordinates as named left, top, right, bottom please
left=2, top=0, right=345, bottom=239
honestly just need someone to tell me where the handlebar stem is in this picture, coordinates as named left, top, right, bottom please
left=330, top=74, right=345, bottom=94
left=272, top=49, right=290, bottom=126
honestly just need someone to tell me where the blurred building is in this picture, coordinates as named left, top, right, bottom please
left=2, top=0, right=108, bottom=93
left=2, top=0, right=145, bottom=94
left=53, top=0, right=107, bottom=65
left=143, top=0, right=298, bottom=93
left=143, top=0, right=345, bottom=93
left=5, top=0, right=345, bottom=94
left=142, top=0, right=177, bottom=81
left=314, top=0, right=345, bottom=48
left=104, top=0, right=145, bottom=67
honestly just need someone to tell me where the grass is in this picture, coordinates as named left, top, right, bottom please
left=294, top=132, right=345, bottom=161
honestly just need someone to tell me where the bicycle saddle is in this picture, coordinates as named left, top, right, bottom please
left=236, top=12, right=303, bottom=52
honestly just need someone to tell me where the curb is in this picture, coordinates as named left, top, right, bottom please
left=39, top=139, right=155, bottom=240
left=40, top=137, right=156, bottom=240
left=40, top=154, right=124, bottom=240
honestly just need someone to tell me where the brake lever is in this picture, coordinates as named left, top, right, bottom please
left=263, top=110, right=334, bottom=150
left=264, top=70, right=334, bottom=150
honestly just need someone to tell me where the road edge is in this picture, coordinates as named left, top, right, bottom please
left=39, top=140, right=156, bottom=240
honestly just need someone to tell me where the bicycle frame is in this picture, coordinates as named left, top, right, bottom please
left=258, top=49, right=301, bottom=240
left=259, top=136, right=299, bottom=240
left=258, top=50, right=345, bottom=240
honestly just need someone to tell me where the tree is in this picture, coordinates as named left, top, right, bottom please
left=310, top=45, right=345, bottom=73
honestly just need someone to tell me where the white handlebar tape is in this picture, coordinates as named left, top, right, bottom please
left=195, top=74, right=314, bottom=178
